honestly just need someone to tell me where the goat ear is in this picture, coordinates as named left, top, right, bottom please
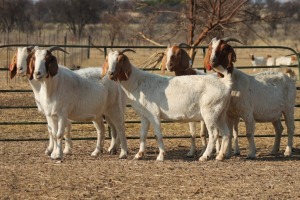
left=26, top=52, right=35, bottom=76
left=45, top=52, right=58, bottom=77
left=101, top=57, right=108, bottom=78
left=203, top=48, right=212, bottom=71
left=28, top=54, right=35, bottom=80
left=9, top=54, right=17, bottom=79
left=161, top=51, right=167, bottom=74
left=179, top=49, right=191, bottom=69
left=227, top=46, right=236, bottom=66
left=117, top=55, right=131, bottom=81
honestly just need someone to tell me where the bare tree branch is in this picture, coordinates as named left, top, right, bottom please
left=138, top=32, right=164, bottom=46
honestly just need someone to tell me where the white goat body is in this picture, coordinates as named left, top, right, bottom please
left=31, top=49, right=127, bottom=160
left=161, top=45, right=213, bottom=156
left=107, top=50, right=232, bottom=161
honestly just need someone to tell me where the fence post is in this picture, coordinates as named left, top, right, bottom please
left=64, top=35, right=67, bottom=66
left=296, top=53, right=300, bottom=80
left=87, top=35, right=91, bottom=59
left=202, top=47, right=207, bottom=73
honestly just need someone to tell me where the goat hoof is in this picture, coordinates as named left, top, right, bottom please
left=216, top=153, right=225, bottom=161
left=50, top=154, right=62, bottom=160
left=119, top=150, right=128, bottom=159
left=119, top=154, right=127, bottom=159
left=91, top=149, right=101, bottom=157
left=186, top=151, right=195, bottom=158
left=199, top=155, right=209, bottom=162
left=134, top=152, right=144, bottom=160
left=284, top=147, right=292, bottom=157
left=156, top=154, right=165, bottom=162
left=63, top=148, right=72, bottom=155
left=108, top=148, right=118, bottom=155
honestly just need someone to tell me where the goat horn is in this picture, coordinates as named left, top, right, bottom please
left=27, top=46, right=39, bottom=53
left=222, top=37, right=243, bottom=44
left=47, top=46, right=69, bottom=54
left=120, top=49, right=136, bottom=54
left=27, top=46, right=35, bottom=50
left=178, top=43, right=192, bottom=48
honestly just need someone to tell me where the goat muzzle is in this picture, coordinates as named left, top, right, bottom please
left=108, top=71, right=117, bottom=81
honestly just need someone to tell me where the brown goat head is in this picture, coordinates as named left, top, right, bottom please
left=161, top=45, right=191, bottom=75
left=107, top=49, right=135, bottom=81
left=204, top=38, right=238, bottom=75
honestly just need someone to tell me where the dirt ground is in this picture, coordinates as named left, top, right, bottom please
left=1, top=138, right=300, bottom=200
left=1, top=62, right=300, bottom=199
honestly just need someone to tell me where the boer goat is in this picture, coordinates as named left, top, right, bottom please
left=28, top=47, right=127, bottom=160
left=105, top=49, right=233, bottom=161
left=204, top=37, right=296, bottom=158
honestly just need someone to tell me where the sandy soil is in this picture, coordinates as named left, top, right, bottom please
left=1, top=138, right=300, bottom=200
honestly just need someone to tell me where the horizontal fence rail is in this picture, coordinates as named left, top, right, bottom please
left=0, top=44, right=300, bottom=142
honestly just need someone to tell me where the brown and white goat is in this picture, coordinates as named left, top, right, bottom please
left=28, top=47, right=128, bottom=160
left=161, top=44, right=205, bottom=76
left=160, top=44, right=242, bottom=156
left=160, top=44, right=211, bottom=157
left=105, top=49, right=233, bottom=161
left=204, top=37, right=296, bottom=158
left=9, top=46, right=74, bottom=156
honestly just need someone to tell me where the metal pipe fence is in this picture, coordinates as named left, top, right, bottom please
left=0, top=44, right=299, bottom=142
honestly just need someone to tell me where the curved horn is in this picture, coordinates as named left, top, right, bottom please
left=120, top=49, right=136, bottom=54
left=27, top=46, right=34, bottom=50
left=222, top=37, right=243, bottom=45
left=27, top=46, right=39, bottom=53
left=178, top=43, right=192, bottom=48
left=47, top=46, right=69, bottom=54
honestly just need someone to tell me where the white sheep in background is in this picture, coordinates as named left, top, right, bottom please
left=250, top=54, right=266, bottom=69
left=250, top=54, right=276, bottom=72
left=205, top=37, right=296, bottom=158
left=29, top=47, right=127, bottom=160
left=275, top=55, right=297, bottom=66
left=105, top=49, right=233, bottom=161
